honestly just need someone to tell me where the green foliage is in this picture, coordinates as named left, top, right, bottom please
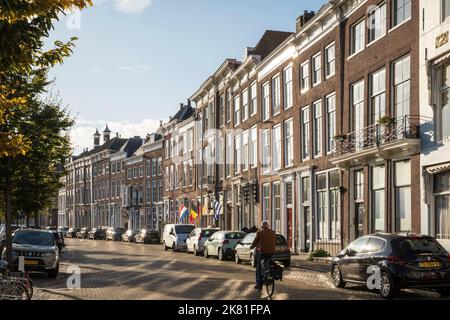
left=308, top=249, right=331, bottom=261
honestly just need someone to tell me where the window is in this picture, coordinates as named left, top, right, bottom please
left=133, top=167, right=138, bottom=179
left=250, top=82, right=257, bottom=116
left=313, top=100, right=323, bottom=157
left=262, top=184, right=270, bottom=221
left=146, top=159, right=151, bottom=178
left=352, top=80, right=365, bottom=149
left=434, top=170, right=450, bottom=239
left=443, top=0, right=450, bottom=22
left=326, top=93, right=336, bottom=153
left=272, top=75, right=281, bottom=115
left=302, top=176, right=310, bottom=203
left=368, top=3, right=386, bottom=43
left=165, top=167, right=169, bottom=191
left=301, top=107, right=310, bottom=160
left=262, top=129, right=271, bottom=173
left=250, top=126, right=257, bottom=168
left=355, top=169, right=364, bottom=201
left=226, top=133, right=232, bottom=177
left=395, top=160, right=411, bottom=232
left=242, top=130, right=249, bottom=171
left=146, top=181, right=151, bottom=204
left=330, top=171, right=341, bottom=239
left=272, top=125, right=281, bottom=170
left=312, top=52, right=322, bottom=86
left=127, top=168, right=132, bottom=180
left=372, top=165, right=386, bottom=232
left=234, top=95, right=241, bottom=126
left=157, top=157, right=162, bottom=176
left=351, top=20, right=365, bottom=55
left=152, top=181, right=157, bottom=204
left=393, top=55, right=410, bottom=119
left=272, top=183, right=281, bottom=233
left=392, top=0, right=411, bottom=27
left=242, top=89, right=249, bottom=121
left=139, top=165, right=144, bottom=178
left=283, top=66, right=293, bottom=109
left=370, top=68, right=386, bottom=123
left=219, top=94, right=224, bottom=127
left=262, top=82, right=270, bottom=121
left=300, top=61, right=310, bottom=91
left=440, top=64, right=450, bottom=140
left=284, top=119, right=293, bottom=167
left=234, top=134, right=241, bottom=174
left=226, top=89, right=231, bottom=123
left=316, top=173, right=328, bottom=240
left=325, top=43, right=335, bottom=78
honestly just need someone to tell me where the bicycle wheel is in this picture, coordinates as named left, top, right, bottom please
left=265, top=273, right=275, bottom=298
left=0, top=280, right=28, bottom=300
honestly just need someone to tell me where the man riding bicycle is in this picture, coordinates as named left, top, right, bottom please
left=250, top=220, right=276, bottom=291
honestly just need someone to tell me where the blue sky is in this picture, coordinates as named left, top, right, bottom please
left=46, top=0, right=321, bottom=153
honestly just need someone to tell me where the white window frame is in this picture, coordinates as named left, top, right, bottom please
left=242, top=88, right=249, bottom=122
left=234, top=94, right=241, bottom=126
left=300, top=61, right=310, bottom=92
left=301, top=106, right=310, bottom=161
left=272, top=124, right=281, bottom=171
left=350, top=19, right=365, bottom=56
left=325, top=42, right=335, bottom=78
left=326, top=92, right=336, bottom=154
left=250, top=81, right=257, bottom=116
left=313, top=100, right=323, bottom=157
left=272, top=74, right=281, bottom=115
left=283, top=66, right=293, bottom=109
left=392, top=0, right=411, bottom=28
left=368, top=3, right=387, bottom=44
left=262, top=82, right=270, bottom=121
left=312, top=52, right=322, bottom=86
left=250, top=125, right=258, bottom=168
left=284, top=118, right=294, bottom=167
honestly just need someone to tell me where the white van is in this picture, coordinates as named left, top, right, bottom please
left=162, top=224, right=195, bottom=252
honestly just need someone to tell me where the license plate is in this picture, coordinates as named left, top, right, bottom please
left=419, top=261, right=440, bottom=269
left=24, top=260, right=39, bottom=265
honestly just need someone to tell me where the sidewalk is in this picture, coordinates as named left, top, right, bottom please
left=290, top=253, right=332, bottom=273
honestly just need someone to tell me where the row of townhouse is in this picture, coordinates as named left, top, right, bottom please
left=58, top=0, right=450, bottom=254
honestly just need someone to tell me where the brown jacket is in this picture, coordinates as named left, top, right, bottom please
left=250, top=228, right=276, bottom=254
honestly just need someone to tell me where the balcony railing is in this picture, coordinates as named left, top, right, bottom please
left=332, top=116, right=420, bottom=157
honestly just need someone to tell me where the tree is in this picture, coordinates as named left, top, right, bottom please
left=0, top=0, right=91, bottom=267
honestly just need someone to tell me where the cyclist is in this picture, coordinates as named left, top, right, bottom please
left=250, top=220, right=276, bottom=291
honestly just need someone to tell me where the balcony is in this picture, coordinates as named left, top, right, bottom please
left=331, top=116, right=420, bottom=168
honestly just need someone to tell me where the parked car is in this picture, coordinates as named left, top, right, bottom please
left=331, top=233, right=450, bottom=299
left=51, top=231, right=65, bottom=251
left=235, top=233, right=291, bottom=267
left=66, top=228, right=80, bottom=238
left=46, top=226, right=57, bottom=231
left=135, top=229, right=160, bottom=244
left=162, top=224, right=195, bottom=252
left=106, top=227, right=126, bottom=241
left=121, top=229, right=139, bottom=243
left=1, top=229, right=59, bottom=278
left=76, top=227, right=90, bottom=239
left=88, top=227, right=107, bottom=240
left=186, top=228, right=220, bottom=256
left=203, top=231, right=246, bottom=261
left=57, top=226, right=69, bottom=237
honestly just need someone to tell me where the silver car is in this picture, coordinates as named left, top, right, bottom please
left=186, top=228, right=220, bottom=256
left=2, top=229, right=60, bottom=278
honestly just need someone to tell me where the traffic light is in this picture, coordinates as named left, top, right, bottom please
left=252, top=183, right=259, bottom=203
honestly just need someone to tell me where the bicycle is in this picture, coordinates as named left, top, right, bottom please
left=0, top=260, right=34, bottom=300
left=260, top=257, right=284, bottom=298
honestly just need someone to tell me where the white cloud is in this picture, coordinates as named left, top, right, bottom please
left=119, top=66, right=134, bottom=71
left=70, top=118, right=162, bottom=155
left=95, top=0, right=154, bottom=14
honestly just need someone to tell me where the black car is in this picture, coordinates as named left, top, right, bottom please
left=66, top=228, right=80, bottom=238
left=88, top=227, right=107, bottom=240
left=331, top=233, right=450, bottom=299
left=135, top=229, right=160, bottom=244
left=51, top=231, right=65, bottom=251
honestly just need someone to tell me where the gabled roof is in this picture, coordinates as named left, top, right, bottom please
left=75, top=137, right=128, bottom=158
left=122, top=137, right=144, bottom=157
left=253, top=30, right=293, bottom=60
left=169, top=104, right=195, bottom=124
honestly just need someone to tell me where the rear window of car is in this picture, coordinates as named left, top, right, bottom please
left=392, top=237, right=447, bottom=255
left=365, top=237, right=386, bottom=253
left=175, top=225, right=195, bottom=234
left=276, top=235, right=287, bottom=245
left=201, top=230, right=217, bottom=237
left=225, top=232, right=246, bottom=240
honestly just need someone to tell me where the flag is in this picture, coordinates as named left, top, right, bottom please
left=189, top=202, right=198, bottom=223
left=214, top=200, right=222, bottom=221
left=178, top=204, right=188, bottom=222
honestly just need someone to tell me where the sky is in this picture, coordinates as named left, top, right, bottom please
left=45, top=0, right=321, bottom=154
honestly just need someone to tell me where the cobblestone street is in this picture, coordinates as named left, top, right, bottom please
left=31, top=239, right=446, bottom=300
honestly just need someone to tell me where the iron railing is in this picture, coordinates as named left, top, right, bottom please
left=332, top=115, right=420, bottom=157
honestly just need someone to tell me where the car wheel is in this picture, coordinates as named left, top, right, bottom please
left=163, top=241, right=168, bottom=251
left=218, top=248, right=224, bottom=261
left=172, top=243, right=177, bottom=252
left=437, top=287, right=450, bottom=297
left=48, top=263, right=59, bottom=279
left=204, top=247, right=209, bottom=258
left=250, top=253, right=256, bottom=268
left=379, top=272, right=398, bottom=299
left=331, top=264, right=346, bottom=288
left=283, top=259, right=291, bottom=268
left=235, top=252, right=241, bottom=264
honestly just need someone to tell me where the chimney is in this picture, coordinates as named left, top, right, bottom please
left=179, top=103, right=184, bottom=110
left=159, top=120, right=163, bottom=127
left=187, top=99, right=192, bottom=108
left=93, top=129, right=100, bottom=148
left=103, top=124, right=111, bottom=143
left=296, top=10, right=315, bottom=32
left=116, top=132, right=119, bottom=138
left=242, top=47, right=255, bottom=61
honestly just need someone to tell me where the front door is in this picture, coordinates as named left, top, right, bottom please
left=287, top=208, right=293, bottom=249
